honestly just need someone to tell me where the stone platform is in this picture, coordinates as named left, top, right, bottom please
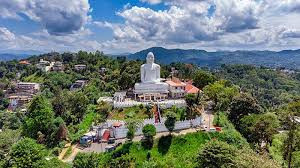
left=134, top=82, right=169, bottom=94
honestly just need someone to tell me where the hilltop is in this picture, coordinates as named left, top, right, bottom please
left=125, top=47, right=300, bottom=69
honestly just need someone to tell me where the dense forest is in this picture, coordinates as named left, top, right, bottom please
left=0, top=51, right=300, bottom=168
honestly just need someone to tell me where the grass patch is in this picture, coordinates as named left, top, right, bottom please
left=110, top=106, right=149, bottom=120
left=98, top=131, right=225, bottom=168
left=23, top=72, right=45, bottom=83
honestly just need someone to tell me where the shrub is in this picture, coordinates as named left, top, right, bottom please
left=196, top=140, right=237, bottom=168
left=142, top=124, right=156, bottom=137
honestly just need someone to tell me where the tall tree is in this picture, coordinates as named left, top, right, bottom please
left=23, top=96, right=55, bottom=140
left=282, top=101, right=300, bottom=168
left=6, top=138, right=47, bottom=168
left=142, top=124, right=156, bottom=149
left=165, top=112, right=177, bottom=133
left=192, top=70, right=216, bottom=89
left=204, top=80, right=239, bottom=111
left=68, top=91, right=89, bottom=124
left=229, top=93, right=261, bottom=126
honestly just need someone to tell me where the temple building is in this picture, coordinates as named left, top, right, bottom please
left=166, top=77, right=186, bottom=98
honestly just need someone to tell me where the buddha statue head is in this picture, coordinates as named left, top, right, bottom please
left=146, top=52, right=155, bottom=64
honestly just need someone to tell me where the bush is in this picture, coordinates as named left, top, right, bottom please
left=196, top=140, right=237, bottom=168
left=73, top=152, right=99, bottom=168
left=142, top=124, right=156, bottom=150
left=142, top=124, right=156, bottom=137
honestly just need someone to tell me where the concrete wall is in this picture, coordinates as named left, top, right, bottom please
left=113, top=99, right=186, bottom=109
left=109, top=116, right=202, bottom=139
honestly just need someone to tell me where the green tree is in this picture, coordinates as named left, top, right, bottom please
left=165, top=112, right=177, bottom=133
left=68, top=91, right=89, bottom=124
left=239, top=113, right=279, bottom=146
left=252, top=113, right=280, bottom=146
left=142, top=124, right=156, bottom=149
left=229, top=93, right=261, bottom=126
left=282, top=101, right=300, bottom=168
left=52, top=90, right=68, bottom=117
left=185, top=94, right=199, bottom=119
left=23, top=96, right=55, bottom=140
left=0, top=129, right=21, bottom=160
left=204, top=80, right=239, bottom=111
left=96, top=101, right=111, bottom=120
left=192, top=70, right=216, bottom=89
left=6, top=138, right=47, bottom=168
left=196, top=140, right=237, bottom=168
left=126, top=120, right=139, bottom=141
left=73, top=152, right=100, bottom=168
left=109, top=154, right=135, bottom=168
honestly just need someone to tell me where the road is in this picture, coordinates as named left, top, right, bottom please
left=201, top=102, right=215, bottom=131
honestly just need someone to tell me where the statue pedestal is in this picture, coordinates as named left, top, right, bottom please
left=134, top=82, right=169, bottom=102
left=134, top=82, right=169, bottom=94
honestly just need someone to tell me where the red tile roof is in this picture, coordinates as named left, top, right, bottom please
left=185, top=83, right=200, bottom=94
left=19, top=60, right=30, bottom=65
left=165, top=80, right=186, bottom=87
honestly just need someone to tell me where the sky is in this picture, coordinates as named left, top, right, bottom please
left=1, top=0, right=300, bottom=54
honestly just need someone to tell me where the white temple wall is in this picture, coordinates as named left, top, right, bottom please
left=107, top=116, right=202, bottom=139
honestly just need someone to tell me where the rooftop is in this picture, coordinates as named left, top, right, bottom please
left=185, top=83, right=200, bottom=94
left=165, top=77, right=186, bottom=87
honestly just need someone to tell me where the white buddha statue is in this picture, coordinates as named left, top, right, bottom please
left=141, top=52, right=161, bottom=83
left=134, top=52, right=168, bottom=94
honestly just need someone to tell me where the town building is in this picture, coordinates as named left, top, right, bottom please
left=8, top=93, right=33, bottom=111
left=70, top=80, right=87, bottom=91
left=16, top=82, right=40, bottom=94
left=170, top=67, right=179, bottom=77
left=52, top=61, right=64, bottom=72
left=36, top=59, right=53, bottom=72
left=19, top=60, right=30, bottom=65
left=74, top=64, right=87, bottom=71
left=166, top=77, right=186, bottom=98
left=185, top=82, right=200, bottom=95
left=113, top=92, right=127, bottom=102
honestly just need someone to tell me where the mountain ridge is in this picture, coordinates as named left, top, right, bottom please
left=125, top=47, right=300, bottom=69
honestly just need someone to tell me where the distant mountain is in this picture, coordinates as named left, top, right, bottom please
left=126, top=47, right=300, bottom=69
left=0, top=50, right=43, bottom=61
left=0, top=53, right=32, bottom=61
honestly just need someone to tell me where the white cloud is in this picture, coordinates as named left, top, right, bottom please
left=0, top=27, right=16, bottom=41
left=0, top=26, right=104, bottom=52
left=0, top=0, right=91, bottom=35
left=140, top=0, right=162, bottom=5
left=96, top=0, right=300, bottom=52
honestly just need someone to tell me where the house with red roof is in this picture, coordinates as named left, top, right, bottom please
left=165, top=77, right=186, bottom=98
left=165, top=77, right=201, bottom=98
left=185, top=83, right=200, bottom=94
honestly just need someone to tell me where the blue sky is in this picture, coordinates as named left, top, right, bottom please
left=1, top=0, right=300, bottom=54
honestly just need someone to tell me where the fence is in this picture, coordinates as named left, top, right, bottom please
left=105, top=116, right=202, bottom=139
left=113, top=99, right=187, bottom=109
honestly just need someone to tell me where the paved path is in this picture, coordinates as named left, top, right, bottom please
left=202, top=105, right=214, bottom=131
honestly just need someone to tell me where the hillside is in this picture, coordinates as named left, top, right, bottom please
left=126, top=47, right=300, bottom=69
left=0, top=53, right=31, bottom=61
